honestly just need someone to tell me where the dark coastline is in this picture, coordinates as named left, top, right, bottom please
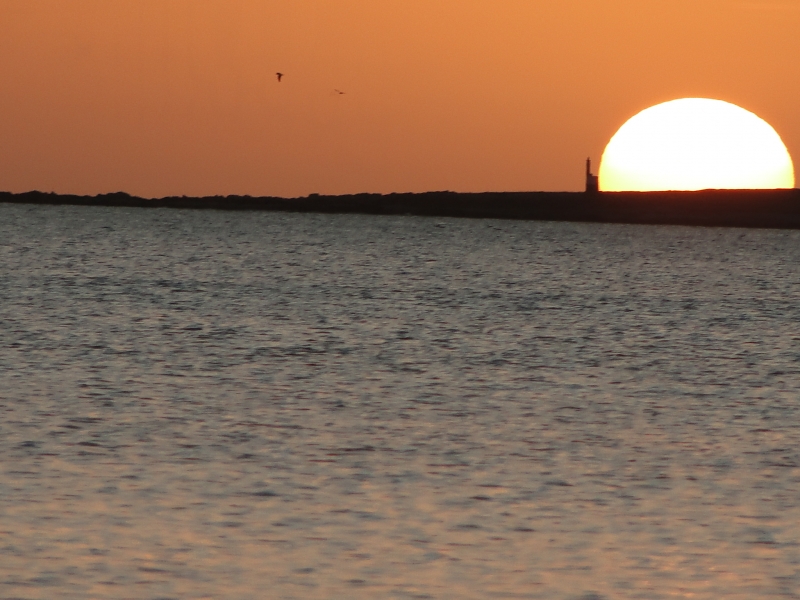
left=3, top=188, right=800, bottom=229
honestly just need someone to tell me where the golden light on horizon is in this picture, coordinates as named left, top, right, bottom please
left=599, top=98, right=795, bottom=192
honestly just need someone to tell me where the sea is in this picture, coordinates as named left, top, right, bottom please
left=1, top=202, right=800, bottom=600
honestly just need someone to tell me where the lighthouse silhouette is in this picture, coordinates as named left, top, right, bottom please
left=585, top=158, right=599, bottom=193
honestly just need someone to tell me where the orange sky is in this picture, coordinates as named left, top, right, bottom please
left=1, top=0, right=798, bottom=197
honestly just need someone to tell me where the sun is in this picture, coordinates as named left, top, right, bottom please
left=599, top=98, right=795, bottom=192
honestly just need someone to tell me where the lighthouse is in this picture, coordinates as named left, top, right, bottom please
left=585, top=158, right=599, bottom=193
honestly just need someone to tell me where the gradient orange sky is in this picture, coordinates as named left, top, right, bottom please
left=1, top=0, right=798, bottom=197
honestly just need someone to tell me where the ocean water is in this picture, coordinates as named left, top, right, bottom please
left=1, top=203, right=800, bottom=600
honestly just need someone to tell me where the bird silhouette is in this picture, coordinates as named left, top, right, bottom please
left=334, top=89, right=345, bottom=95
left=276, top=72, right=284, bottom=82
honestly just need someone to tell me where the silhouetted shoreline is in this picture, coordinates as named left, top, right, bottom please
left=2, top=189, right=800, bottom=229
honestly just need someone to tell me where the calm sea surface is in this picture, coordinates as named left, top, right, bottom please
left=2, top=203, right=800, bottom=600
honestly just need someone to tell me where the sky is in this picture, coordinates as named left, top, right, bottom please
left=1, top=0, right=798, bottom=198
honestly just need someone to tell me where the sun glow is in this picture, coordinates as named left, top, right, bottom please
left=599, top=98, right=795, bottom=192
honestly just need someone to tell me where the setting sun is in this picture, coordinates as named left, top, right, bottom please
left=599, top=98, right=795, bottom=192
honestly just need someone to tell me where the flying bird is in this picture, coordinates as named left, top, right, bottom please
left=276, top=72, right=284, bottom=82
left=334, top=89, right=346, bottom=95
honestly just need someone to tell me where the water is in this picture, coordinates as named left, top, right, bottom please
left=2, top=203, right=800, bottom=600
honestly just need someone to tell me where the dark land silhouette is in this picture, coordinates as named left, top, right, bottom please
left=2, top=189, right=800, bottom=229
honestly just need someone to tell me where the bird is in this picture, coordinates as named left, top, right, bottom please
left=334, top=89, right=345, bottom=95
left=276, top=72, right=284, bottom=82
